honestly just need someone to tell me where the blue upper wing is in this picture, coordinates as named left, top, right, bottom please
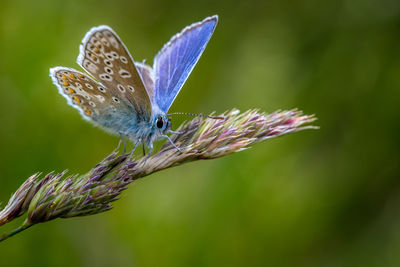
left=153, top=15, right=218, bottom=112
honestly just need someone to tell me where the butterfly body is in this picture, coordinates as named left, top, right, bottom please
left=50, top=16, right=218, bottom=155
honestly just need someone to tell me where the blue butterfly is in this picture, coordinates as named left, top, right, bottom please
left=50, top=15, right=218, bottom=156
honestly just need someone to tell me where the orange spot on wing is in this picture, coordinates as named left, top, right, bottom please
left=91, top=55, right=97, bottom=61
left=69, top=73, right=75, bottom=79
left=63, top=81, right=69, bottom=86
left=61, top=75, right=67, bottom=80
left=68, top=88, right=75, bottom=94
left=78, top=74, right=84, bottom=78
left=93, top=48, right=100, bottom=53
left=73, top=96, right=81, bottom=104
left=84, top=107, right=92, bottom=115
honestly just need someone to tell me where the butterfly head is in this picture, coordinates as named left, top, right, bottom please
left=154, top=114, right=171, bottom=134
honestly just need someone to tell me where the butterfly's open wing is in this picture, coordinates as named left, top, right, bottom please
left=135, top=62, right=154, bottom=101
left=50, top=67, right=141, bottom=135
left=77, top=25, right=152, bottom=121
left=153, top=15, right=218, bottom=112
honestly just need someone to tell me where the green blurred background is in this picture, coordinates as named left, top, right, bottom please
left=1, top=0, right=399, bottom=266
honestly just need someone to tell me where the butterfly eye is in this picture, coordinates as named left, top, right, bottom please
left=156, top=117, right=164, bottom=129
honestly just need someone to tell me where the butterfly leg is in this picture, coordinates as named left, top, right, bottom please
left=142, top=143, right=146, bottom=156
left=127, top=139, right=141, bottom=162
left=145, top=142, right=153, bottom=158
left=161, top=135, right=182, bottom=153
left=168, top=130, right=184, bottom=135
left=119, top=132, right=127, bottom=153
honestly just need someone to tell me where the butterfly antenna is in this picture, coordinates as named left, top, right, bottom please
left=167, top=112, right=224, bottom=120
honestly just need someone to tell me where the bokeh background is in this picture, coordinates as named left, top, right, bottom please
left=1, top=0, right=399, bottom=266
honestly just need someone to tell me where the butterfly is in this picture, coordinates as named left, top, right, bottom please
left=50, top=15, right=218, bottom=157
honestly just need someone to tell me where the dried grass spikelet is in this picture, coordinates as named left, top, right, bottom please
left=0, top=109, right=317, bottom=242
